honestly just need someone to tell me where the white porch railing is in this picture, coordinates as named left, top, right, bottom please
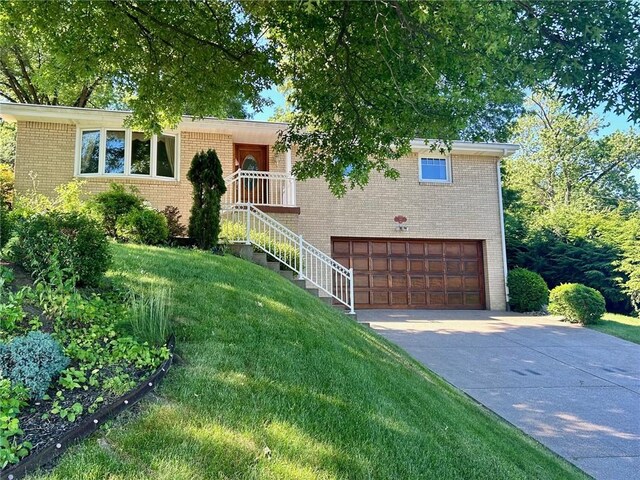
left=223, top=170, right=296, bottom=207
left=221, top=204, right=355, bottom=313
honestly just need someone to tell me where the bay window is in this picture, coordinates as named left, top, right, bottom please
left=76, top=128, right=178, bottom=179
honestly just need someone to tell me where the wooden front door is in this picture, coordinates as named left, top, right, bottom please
left=235, top=144, right=269, bottom=204
left=332, top=238, right=486, bottom=309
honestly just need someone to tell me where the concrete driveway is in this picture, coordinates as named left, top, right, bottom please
left=359, top=310, right=640, bottom=480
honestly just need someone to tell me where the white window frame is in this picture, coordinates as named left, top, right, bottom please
left=75, top=127, right=180, bottom=181
left=418, top=156, right=452, bottom=184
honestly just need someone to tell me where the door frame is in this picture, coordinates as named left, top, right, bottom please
left=234, top=143, right=269, bottom=172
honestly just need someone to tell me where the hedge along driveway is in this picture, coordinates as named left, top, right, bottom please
left=361, top=309, right=640, bottom=480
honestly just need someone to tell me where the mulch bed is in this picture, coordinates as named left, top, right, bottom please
left=0, top=261, right=173, bottom=479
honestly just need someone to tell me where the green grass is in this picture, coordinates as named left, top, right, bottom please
left=588, top=312, right=640, bottom=345
left=31, top=244, right=585, bottom=479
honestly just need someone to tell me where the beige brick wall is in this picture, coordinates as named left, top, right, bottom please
left=14, top=121, right=506, bottom=309
left=295, top=153, right=507, bottom=310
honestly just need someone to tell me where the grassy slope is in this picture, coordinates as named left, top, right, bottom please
left=588, top=313, right=640, bottom=345
left=33, top=244, right=585, bottom=480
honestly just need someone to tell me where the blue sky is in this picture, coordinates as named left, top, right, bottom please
left=251, top=88, right=639, bottom=181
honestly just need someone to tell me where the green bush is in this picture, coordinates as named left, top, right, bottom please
left=548, top=283, right=606, bottom=325
left=116, top=208, right=169, bottom=245
left=507, top=267, right=549, bottom=312
left=92, top=183, right=143, bottom=237
left=187, top=149, right=226, bottom=250
left=0, top=377, right=30, bottom=467
left=13, top=211, right=111, bottom=286
left=0, top=331, right=69, bottom=399
left=0, top=205, right=13, bottom=250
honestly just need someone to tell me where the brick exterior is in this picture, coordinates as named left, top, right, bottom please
left=13, top=120, right=507, bottom=310
left=294, top=153, right=507, bottom=310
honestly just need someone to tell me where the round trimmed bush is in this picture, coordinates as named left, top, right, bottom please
left=13, top=211, right=111, bottom=286
left=548, top=283, right=606, bottom=325
left=507, top=267, right=549, bottom=312
left=92, top=183, right=144, bottom=237
left=116, top=208, right=169, bottom=245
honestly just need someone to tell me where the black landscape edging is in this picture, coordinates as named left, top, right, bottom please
left=1, top=336, right=176, bottom=480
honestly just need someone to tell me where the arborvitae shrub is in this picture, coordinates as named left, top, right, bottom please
left=187, top=149, right=226, bottom=250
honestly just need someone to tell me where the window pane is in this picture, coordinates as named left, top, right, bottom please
left=105, top=130, right=125, bottom=174
left=80, top=130, right=100, bottom=174
left=421, top=158, right=448, bottom=181
left=131, top=132, right=151, bottom=175
left=156, top=134, right=176, bottom=178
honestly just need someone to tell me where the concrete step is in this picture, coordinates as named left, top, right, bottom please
left=252, top=252, right=269, bottom=267
left=266, top=261, right=282, bottom=272
left=305, top=287, right=320, bottom=297
left=278, top=270, right=294, bottom=281
left=290, top=278, right=307, bottom=289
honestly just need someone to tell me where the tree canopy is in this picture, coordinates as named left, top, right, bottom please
left=1, top=0, right=638, bottom=193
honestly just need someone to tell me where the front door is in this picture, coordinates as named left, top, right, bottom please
left=235, top=144, right=269, bottom=204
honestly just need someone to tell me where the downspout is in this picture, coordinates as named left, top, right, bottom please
left=497, top=154, right=510, bottom=311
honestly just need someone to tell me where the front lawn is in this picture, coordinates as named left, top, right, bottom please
left=32, top=244, right=585, bottom=479
left=588, top=313, right=640, bottom=345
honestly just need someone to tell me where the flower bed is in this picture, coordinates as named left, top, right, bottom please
left=0, top=262, right=171, bottom=475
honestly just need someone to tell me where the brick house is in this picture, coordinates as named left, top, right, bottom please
left=0, top=103, right=517, bottom=312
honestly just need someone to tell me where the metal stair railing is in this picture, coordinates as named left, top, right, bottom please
left=223, top=170, right=296, bottom=207
left=221, top=204, right=354, bottom=313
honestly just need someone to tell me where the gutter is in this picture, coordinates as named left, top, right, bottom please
left=496, top=154, right=510, bottom=310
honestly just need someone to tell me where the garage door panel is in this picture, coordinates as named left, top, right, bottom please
left=352, top=257, right=369, bottom=270
left=410, top=276, right=426, bottom=289
left=446, top=276, right=463, bottom=290
left=354, top=274, right=369, bottom=288
left=352, top=241, right=369, bottom=255
left=390, top=275, right=407, bottom=288
left=410, top=291, right=427, bottom=305
left=371, top=291, right=390, bottom=305
left=426, top=242, right=443, bottom=256
left=462, top=242, right=479, bottom=257
left=390, top=242, right=406, bottom=255
left=371, top=258, right=388, bottom=271
left=371, top=242, right=388, bottom=255
left=333, top=256, right=350, bottom=268
left=390, top=291, right=408, bottom=305
left=333, top=241, right=351, bottom=255
left=332, top=238, right=485, bottom=309
left=428, top=261, right=444, bottom=273
left=390, top=258, right=407, bottom=272
left=409, top=260, right=425, bottom=272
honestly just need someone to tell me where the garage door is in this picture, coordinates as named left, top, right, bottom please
left=332, top=238, right=485, bottom=309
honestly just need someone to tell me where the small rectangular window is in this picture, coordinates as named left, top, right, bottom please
left=420, top=157, right=449, bottom=182
left=105, top=130, right=125, bottom=174
left=156, top=134, right=176, bottom=178
left=131, top=132, right=151, bottom=175
left=80, top=130, right=100, bottom=174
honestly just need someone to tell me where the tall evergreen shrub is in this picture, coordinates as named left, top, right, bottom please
left=187, top=149, right=226, bottom=250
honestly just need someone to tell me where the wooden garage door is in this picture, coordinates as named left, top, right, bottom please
left=332, top=238, right=485, bottom=309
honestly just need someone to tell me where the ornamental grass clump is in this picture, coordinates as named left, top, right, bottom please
left=0, top=331, right=69, bottom=399
left=130, top=288, right=173, bottom=347
left=549, top=283, right=606, bottom=325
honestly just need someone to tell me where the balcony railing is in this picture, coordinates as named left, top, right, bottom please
left=223, top=170, right=296, bottom=207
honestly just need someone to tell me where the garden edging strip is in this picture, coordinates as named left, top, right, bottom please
left=1, top=335, right=176, bottom=480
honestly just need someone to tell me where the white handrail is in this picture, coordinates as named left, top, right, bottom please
left=223, top=170, right=296, bottom=207
left=221, top=204, right=355, bottom=313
